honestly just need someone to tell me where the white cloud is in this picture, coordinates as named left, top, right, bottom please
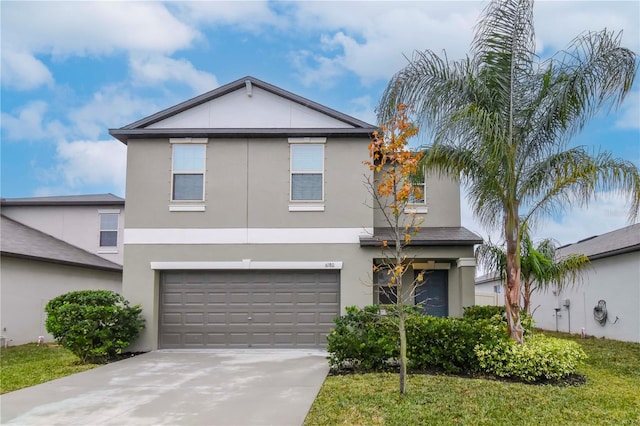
left=346, top=95, right=377, bottom=126
left=286, top=1, right=638, bottom=87
left=1, top=101, right=66, bottom=141
left=174, top=1, right=286, bottom=30
left=3, top=2, right=197, bottom=56
left=288, top=2, right=482, bottom=85
left=129, top=55, right=219, bottom=94
left=615, top=90, right=640, bottom=130
left=68, top=85, right=160, bottom=140
left=534, top=1, right=640, bottom=55
left=54, top=140, right=127, bottom=192
left=1, top=50, right=54, bottom=91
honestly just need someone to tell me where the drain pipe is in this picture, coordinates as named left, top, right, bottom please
left=563, top=299, right=571, bottom=334
left=554, top=308, right=561, bottom=332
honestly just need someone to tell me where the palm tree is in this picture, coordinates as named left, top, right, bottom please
left=476, top=223, right=590, bottom=316
left=379, top=0, right=640, bottom=343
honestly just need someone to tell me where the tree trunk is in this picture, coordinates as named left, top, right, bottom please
left=504, top=212, right=524, bottom=344
left=398, top=312, right=407, bottom=395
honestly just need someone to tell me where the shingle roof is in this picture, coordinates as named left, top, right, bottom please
left=1, top=193, right=124, bottom=207
left=360, top=227, right=483, bottom=247
left=109, top=76, right=377, bottom=144
left=0, top=215, right=122, bottom=272
left=558, top=223, right=640, bottom=260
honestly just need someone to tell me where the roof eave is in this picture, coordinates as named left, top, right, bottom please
left=1, top=251, right=123, bottom=273
left=359, top=238, right=483, bottom=247
left=1, top=200, right=125, bottom=207
left=109, top=127, right=376, bottom=144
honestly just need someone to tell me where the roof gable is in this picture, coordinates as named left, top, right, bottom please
left=0, top=215, right=122, bottom=272
left=110, top=76, right=376, bottom=143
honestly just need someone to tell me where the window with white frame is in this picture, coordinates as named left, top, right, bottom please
left=172, top=144, right=205, bottom=201
left=99, top=213, right=118, bottom=247
left=290, top=144, right=324, bottom=202
left=408, top=167, right=426, bottom=204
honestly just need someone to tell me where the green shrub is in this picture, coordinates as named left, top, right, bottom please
left=474, top=334, right=587, bottom=382
left=326, top=305, right=397, bottom=371
left=407, top=314, right=507, bottom=373
left=463, top=305, right=506, bottom=321
left=45, top=290, right=145, bottom=363
left=463, top=305, right=535, bottom=340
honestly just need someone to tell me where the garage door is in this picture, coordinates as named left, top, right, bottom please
left=159, top=270, right=339, bottom=349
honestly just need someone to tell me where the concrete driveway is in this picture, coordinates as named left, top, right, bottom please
left=0, top=349, right=329, bottom=426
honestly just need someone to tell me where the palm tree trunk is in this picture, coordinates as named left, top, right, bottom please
left=504, top=212, right=524, bottom=344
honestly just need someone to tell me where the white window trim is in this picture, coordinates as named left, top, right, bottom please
left=171, top=143, right=206, bottom=202
left=288, top=137, right=327, bottom=144
left=289, top=143, right=325, bottom=203
left=169, top=137, right=208, bottom=144
left=288, top=204, right=325, bottom=212
left=169, top=205, right=206, bottom=212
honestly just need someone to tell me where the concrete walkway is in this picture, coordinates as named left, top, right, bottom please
left=0, top=350, right=329, bottom=426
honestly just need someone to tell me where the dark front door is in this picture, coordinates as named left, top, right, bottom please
left=415, top=270, right=448, bottom=317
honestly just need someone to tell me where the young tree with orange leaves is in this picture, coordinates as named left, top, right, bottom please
left=364, top=104, right=425, bottom=395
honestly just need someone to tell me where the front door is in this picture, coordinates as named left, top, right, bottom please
left=415, top=270, right=448, bottom=317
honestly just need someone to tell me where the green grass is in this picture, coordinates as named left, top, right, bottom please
left=305, top=332, right=640, bottom=425
left=0, top=343, right=98, bottom=394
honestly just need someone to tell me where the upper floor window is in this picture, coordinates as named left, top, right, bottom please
left=290, top=144, right=324, bottom=202
left=172, top=144, right=205, bottom=201
left=99, top=213, right=118, bottom=247
left=408, top=168, right=426, bottom=205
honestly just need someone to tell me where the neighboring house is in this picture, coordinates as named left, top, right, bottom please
left=1, top=194, right=125, bottom=265
left=531, top=224, right=640, bottom=343
left=0, top=215, right=122, bottom=346
left=475, top=272, right=504, bottom=306
left=109, top=76, right=482, bottom=351
left=474, top=224, right=640, bottom=343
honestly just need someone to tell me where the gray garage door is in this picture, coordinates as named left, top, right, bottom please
left=159, top=270, right=339, bottom=349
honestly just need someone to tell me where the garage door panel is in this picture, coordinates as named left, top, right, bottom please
left=159, top=270, right=339, bottom=349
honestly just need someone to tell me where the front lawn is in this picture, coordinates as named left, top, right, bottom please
left=0, top=343, right=98, bottom=394
left=305, top=332, right=640, bottom=425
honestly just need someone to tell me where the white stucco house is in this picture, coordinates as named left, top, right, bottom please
left=475, top=223, right=640, bottom=343
left=0, top=194, right=124, bottom=346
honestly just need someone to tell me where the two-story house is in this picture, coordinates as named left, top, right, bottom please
left=0, top=194, right=124, bottom=345
left=110, top=76, right=481, bottom=351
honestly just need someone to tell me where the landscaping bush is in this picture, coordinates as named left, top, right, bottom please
left=463, top=305, right=535, bottom=340
left=474, top=334, right=587, bottom=382
left=463, top=305, right=505, bottom=321
left=45, top=290, right=145, bottom=363
left=406, top=314, right=507, bottom=373
left=326, top=305, right=397, bottom=371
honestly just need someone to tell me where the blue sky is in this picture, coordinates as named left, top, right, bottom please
left=1, top=1, right=638, bottom=245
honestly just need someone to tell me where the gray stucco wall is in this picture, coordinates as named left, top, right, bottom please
left=124, top=137, right=372, bottom=229
left=0, top=256, right=122, bottom=346
left=372, top=171, right=461, bottom=228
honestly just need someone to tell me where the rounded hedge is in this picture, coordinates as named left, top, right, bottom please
left=45, top=290, right=145, bottom=363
